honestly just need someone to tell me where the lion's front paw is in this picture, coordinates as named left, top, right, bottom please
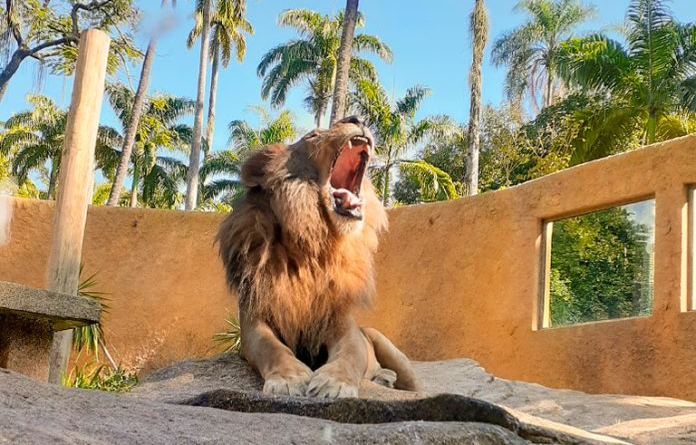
left=306, top=367, right=359, bottom=398
left=263, top=365, right=312, bottom=397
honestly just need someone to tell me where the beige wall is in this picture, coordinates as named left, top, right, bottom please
left=1, top=135, right=695, bottom=399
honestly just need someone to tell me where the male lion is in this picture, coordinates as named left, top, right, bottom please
left=217, top=116, right=422, bottom=398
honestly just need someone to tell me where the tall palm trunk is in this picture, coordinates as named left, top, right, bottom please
left=47, top=157, right=59, bottom=200
left=106, top=38, right=157, bottom=206
left=381, top=152, right=392, bottom=206
left=129, top=164, right=139, bottom=207
left=185, top=0, right=212, bottom=210
left=107, top=0, right=171, bottom=206
left=315, top=99, right=327, bottom=128
left=205, top=46, right=220, bottom=158
left=545, top=68, right=555, bottom=108
left=465, top=0, right=489, bottom=196
left=646, top=110, right=657, bottom=144
left=329, top=0, right=359, bottom=125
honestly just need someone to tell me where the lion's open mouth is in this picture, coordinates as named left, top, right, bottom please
left=330, top=136, right=370, bottom=219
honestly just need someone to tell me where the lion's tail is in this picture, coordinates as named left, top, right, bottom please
left=361, top=327, right=423, bottom=392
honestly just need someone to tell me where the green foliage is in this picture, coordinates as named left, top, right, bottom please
left=350, top=79, right=454, bottom=205
left=398, top=161, right=459, bottom=202
left=0, top=0, right=140, bottom=92
left=0, top=95, right=123, bottom=197
left=558, top=0, right=696, bottom=145
left=105, top=83, right=195, bottom=209
left=549, top=203, right=654, bottom=326
left=393, top=130, right=466, bottom=204
left=212, top=311, right=241, bottom=353
left=228, top=107, right=297, bottom=158
left=62, top=362, right=138, bottom=393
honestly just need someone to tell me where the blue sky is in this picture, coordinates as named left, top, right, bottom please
left=1, top=0, right=693, bottom=153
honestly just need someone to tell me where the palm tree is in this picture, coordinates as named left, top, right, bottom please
left=187, top=0, right=254, bottom=153
left=186, top=0, right=213, bottom=210
left=196, top=149, right=243, bottom=210
left=105, top=83, right=194, bottom=207
left=107, top=0, right=175, bottom=207
left=0, top=95, right=120, bottom=199
left=329, top=0, right=360, bottom=125
left=465, top=0, right=489, bottom=196
left=257, top=8, right=392, bottom=127
left=558, top=0, right=696, bottom=157
left=350, top=79, right=455, bottom=205
left=491, top=0, right=596, bottom=114
left=227, top=106, right=297, bottom=158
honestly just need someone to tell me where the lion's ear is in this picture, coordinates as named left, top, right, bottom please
left=241, top=145, right=282, bottom=188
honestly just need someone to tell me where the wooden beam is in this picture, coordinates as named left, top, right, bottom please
left=46, top=29, right=110, bottom=384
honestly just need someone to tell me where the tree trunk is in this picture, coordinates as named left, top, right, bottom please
left=329, top=0, right=359, bottom=125
left=0, top=49, right=28, bottom=104
left=106, top=38, right=158, bottom=206
left=185, top=0, right=212, bottom=210
left=47, top=157, right=59, bottom=200
left=381, top=154, right=391, bottom=206
left=545, top=69, right=554, bottom=108
left=315, top=99, right=327, bottom=128
left=646, top=110, right=657, bottom=144
left=205, top=46, right=220, bottom=158
left=129, top=164, right=139, bottom=208
left=465, top=0, right=489, bottom=197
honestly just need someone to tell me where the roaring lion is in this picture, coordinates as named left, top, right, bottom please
left=216, top=116, right=422, bottom=398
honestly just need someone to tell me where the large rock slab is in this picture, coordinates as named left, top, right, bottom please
left=0, top=367, right=533, bottom=445
left=134, top=354, right=696, bottom=444
left=2, top=353, right=695, bottom=444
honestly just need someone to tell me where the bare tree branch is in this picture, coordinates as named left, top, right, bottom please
left=29, top=37, right=71, bottom=55
left=71, top=0, right=116, bottom=36
left=6, top=0, right=23, bottom=46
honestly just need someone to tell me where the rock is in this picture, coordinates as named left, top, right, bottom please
left=0, top=367, right=529, bottom=445
left=415, top=358, right=696, bottom=444
left=134, top=353, right=696, bottom=444
left=2, top=353, right=695, bottom=444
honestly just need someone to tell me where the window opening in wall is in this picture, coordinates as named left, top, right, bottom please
left=542, top=199, right=655, bottom=328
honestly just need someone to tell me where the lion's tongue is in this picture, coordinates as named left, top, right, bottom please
left=332, top=188, right=362, bottom=209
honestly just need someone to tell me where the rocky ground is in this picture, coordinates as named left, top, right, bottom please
left=1, top=354, right=695, bottom=444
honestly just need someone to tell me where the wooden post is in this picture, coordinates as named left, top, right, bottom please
left=46, top=29, right=110, bottom=384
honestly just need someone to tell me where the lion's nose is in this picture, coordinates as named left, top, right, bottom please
left=338, top=115, right=362, bottom=126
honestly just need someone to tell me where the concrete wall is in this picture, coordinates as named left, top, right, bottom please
left=1, top=135, right=694, bottom=399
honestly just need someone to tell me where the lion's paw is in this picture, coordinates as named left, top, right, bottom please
left=371, top=367, right=397, bottom=388
left=306, top=368, right=359, bottom=398
left=263, top=366, right=312, bottom=397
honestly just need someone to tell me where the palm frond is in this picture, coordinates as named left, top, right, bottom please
left=399, top=160, right=459, bottom=202
left=352, top=34, right=393, bottom=62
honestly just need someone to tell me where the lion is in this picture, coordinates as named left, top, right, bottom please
left=216, top=116, right=422, bottom=398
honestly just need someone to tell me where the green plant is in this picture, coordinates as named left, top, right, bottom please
left=73, top=265, right=113, bottom=362
left=213, top=311, right=241, bottom=353
left=62, top=362, right=138, bottom=393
